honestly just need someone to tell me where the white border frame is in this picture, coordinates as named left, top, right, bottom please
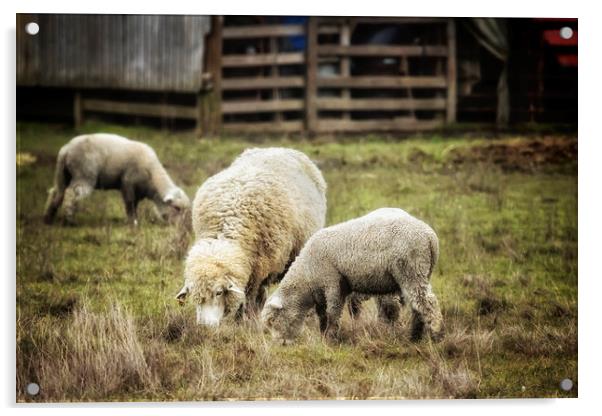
left=4, top=1, right=597, bottom=415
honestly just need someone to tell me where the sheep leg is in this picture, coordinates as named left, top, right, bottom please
left=324, top=289, right=345, bottom=339
left=255, top=284, right=268, bottom=309
left=244, top=278, right=262, bottom=319
left=44, top=152, right=68, bottom=224
left=347, top=294, right=363, bottom=319
left=403, top=283, right=444, bottom=342
left=315, top=301, right=328, bottom=333
left=62, top=181, right=94, bottom=224
left=376, top=295, right=402, bottom=325
left=43, top=187, right=65, bottom=224
left=410, top=310, right=426, bottom=341
left=121, top=185, right=139, bottom=226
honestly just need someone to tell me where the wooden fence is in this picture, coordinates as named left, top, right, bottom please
left=216, top=16, right=457, bottom=134
left=18, top=15, right=457, bottom=135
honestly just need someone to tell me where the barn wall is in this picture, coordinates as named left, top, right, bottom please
left=17, top=14, right=211, bottom=93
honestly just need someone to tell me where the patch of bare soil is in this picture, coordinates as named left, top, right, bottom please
left=449, top=137, right=577, bottom=172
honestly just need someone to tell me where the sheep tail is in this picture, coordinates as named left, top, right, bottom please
left=428, top=232, right=439, bottom=278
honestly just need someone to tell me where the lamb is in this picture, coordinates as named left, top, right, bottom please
left=175, top=147, right=327, bottom=326
left=261, top=208, right=443, bottom=343
left=43, top=133, right=190, bottom=225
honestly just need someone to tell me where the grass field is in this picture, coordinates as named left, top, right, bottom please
left=16, top=121, right=577, bottom=401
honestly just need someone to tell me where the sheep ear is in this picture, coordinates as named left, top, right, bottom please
left=266, top=294, right=283, bottom=309
left=226, top=282, right=245, bottom=296
left=175, top=286, right=189, bottom=304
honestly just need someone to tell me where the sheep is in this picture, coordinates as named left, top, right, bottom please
left=261, top=207, right=443, bottom=343
left=43, top=133, right=190, bottom=226
left=175, top=147, right=327, bottom=326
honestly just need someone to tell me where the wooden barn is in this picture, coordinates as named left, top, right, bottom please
left=16, top=14, right=577, bottom=135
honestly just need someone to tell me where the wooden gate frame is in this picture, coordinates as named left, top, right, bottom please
left=206, top=16, right=457, bottom=135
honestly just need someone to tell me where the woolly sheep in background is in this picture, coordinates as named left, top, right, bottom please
left=43, top=133, right=190, bottom=226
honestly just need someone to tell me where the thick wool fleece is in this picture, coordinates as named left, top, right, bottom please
left=262, top=208, right=443, bottom=342
left=43, top=133, right=190, bottom=224
left=183, top=147, right=327, bottom=319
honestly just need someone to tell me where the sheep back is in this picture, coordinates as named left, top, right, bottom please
left=191, top=147, right=327, bottom=282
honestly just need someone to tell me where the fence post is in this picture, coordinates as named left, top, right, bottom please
left=446, top=18, right=457, bottom=124
left=202, top=15, right=223, bottom=136
left=305, top=17, right=318, bottom=135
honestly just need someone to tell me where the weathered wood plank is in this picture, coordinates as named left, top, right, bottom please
left=318, top=45, right=448, bottom=57
left=318, top=25, right=340, bottom=35
left=222, top=99, right=305, bottom=114
left=83, top=99, right=197, bottom=119
left=204, top=15, right=223, bottom=135
left=315, top=119, right=444, bottom=132
left=222, top=120, right=304, bottom=133
left=222, top=24, right=305, bottom=39
left=221, top=76, right=305, bottom=90
left=317, top=76, right=447, bottom=88
left=316, top=97, right=447, bottom=111
left=340, top=20, right=351, bottom=120
left=306, top=17, right=319, bottom=134
left=270, top=36, right=282, bottom=122
left=222, top=52, right=305, bottom=67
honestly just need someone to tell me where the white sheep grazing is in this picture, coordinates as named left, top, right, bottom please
left=262, top=208, right=443, bottom=343
left=43, top=133, right=190, bottom=225
left=176, top=147, right=327, bottom=326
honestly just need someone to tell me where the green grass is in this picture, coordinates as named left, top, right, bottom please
left=16, top=121, right=577, bottom=401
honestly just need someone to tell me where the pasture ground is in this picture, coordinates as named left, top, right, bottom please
left=16, top=122, right=577, bottom=401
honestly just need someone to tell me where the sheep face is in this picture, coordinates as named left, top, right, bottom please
left=155, top=188, right=191, bottom=223
left=178, top=253, right=246, bottom=326
left=261, top=291, right=303, bottom=344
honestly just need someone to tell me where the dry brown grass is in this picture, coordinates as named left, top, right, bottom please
left=17, top=300, right=492, bottom=401
left=17, top=292, right=578, bottom=401
left=17, top=304, right=154, bottom=400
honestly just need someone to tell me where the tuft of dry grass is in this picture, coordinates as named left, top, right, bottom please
left=17, top=304, right=154, bottom=401
left=500, top=320, right=577, bottom=357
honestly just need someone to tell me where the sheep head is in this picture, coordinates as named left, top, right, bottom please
left=177, top=240, right=247, bottom=326
left=261, top=290, right=303, bottom=344
left=155, top=187, right=191, bottom=223
left=176, top=278, right=245, bottom=327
